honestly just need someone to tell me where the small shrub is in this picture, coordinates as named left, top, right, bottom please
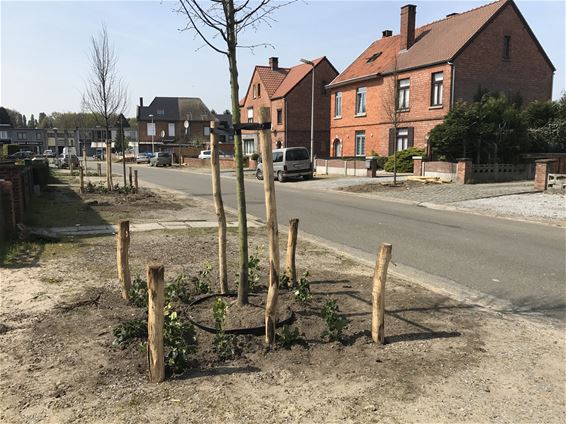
left=383, top=147, right=425, bottom=173
left=129, top=275, right=148, bottom=308
left=321, top=298, right=348, bottom=342
left=113, top=183, right=136, bottom=195
left=212, top=297, right=235, bottom=360
left=277, top=325, right=305, bottom=349
left=250, top=152, right=259, bottom=161
left=164, top=303, right=197, bottom=373
left=376, top=156, right=387, bottom=170
left=113, top=319, right=147, bottom=346
left=166, top=274, right=192, bottom=303
left=293, top=271, right=312, bottom=303
left=195, top=263, right=212, bottom=294
left=279, top=273, right=290, bottom=289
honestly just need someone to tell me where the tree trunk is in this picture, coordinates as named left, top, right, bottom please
left=122, top=143, right=127, bottom=188
left=210, top=120, right=228, bottom=294
left=226, top=1, right=249, bottom=306
left=106, top=124, right=113, bottom=190
left=285, top=218, right=299, bottom=287
left=147, top=264, right=165, bottom=383
left=372, top=243, right=392, bottom=344
left=117, top=220, right=131, bottom=300
left=259, top=109, right=279, bottom=345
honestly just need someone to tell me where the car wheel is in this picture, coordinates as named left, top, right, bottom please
left=277, top=171, right=285, bottom=182
left=256, top=169, right=263, bottom=180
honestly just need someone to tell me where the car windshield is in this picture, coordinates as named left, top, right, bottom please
left=285, top=149, right=309, bottom=161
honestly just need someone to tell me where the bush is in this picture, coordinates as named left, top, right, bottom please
left=375, top=156, right=387, bottom=170
left=384, top=147, right=425, bottom=173
left=321, top=298, right=348, bottom=342
left=250, top=152, right=259, bottom=161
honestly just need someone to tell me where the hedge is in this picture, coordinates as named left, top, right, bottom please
left=383, top=147, right=425, bottom=173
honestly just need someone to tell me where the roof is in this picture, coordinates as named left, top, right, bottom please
left=329, top=0, right=554, bottom=87
left=241, top=57, right=332, bottom=105
left=138, top=97, right=214, bottom=122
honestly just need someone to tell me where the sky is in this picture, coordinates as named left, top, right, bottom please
left=1, top=0, right=564, bottom=118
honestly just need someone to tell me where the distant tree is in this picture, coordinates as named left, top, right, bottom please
left=0, top=107, right=12, bottom=126
left=525, top=93, right=566, bottom=152
left=127, top=117, right=138, bottom=129
left=28, top=114, right=36, bottom=128
left=22, top=115, right=27, bottom=128
left=6, top=109, right=23, bottom=127
left=82, top=25, right=128, bottom=190
left=37, top=112, right=50, bottom=128
left=223, top=109, right=230, bottom=115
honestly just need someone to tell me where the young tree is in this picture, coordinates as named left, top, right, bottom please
left=82, top=25, right=128, bottom=190
left=178, top=0, right=294, bottom=306
left=115, top=113, right=129, bottom=187
left=382, top=55, right=402, bottom=184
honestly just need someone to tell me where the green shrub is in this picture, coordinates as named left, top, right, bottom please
left=112, top=319, right=147, bottom=346
left=165, top=274, right=192, bottom=303
left=384, top=147, right=425, bottom=173
left=129, top=275, right=148, bottom=308
left=277, top=325, right=305, bottom=349
left=293, top=271, right=312, bottom=303
left=194, top=263, right=212, bottom=294
left=212, top=297, right=235, bottom=360
left=321, top=299, right=348, bottom=342
left=251, top=152, right=259, bottom=161
left=164, top=303, right=197, bottom=373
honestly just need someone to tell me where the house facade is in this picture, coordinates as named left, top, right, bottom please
left=327, top=0, right=555, bottom=158
left=0, top=127, right=47, bottom=153
left=137, top=97, right=215, bottom=155
left=240, top=56, right=339, bottom=157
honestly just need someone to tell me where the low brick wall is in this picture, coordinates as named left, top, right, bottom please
left=183, top=157, right=240, bottom=169
left=422, top=161, right=457, bottom=182
left=0, top=163, right=33, bottom=223
left=0, top=180, right=16, bottom=237
left=316, top=158, right=369, bottom=177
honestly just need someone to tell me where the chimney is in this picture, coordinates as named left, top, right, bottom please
left=400, top=4, right=416, bottom=51
left=446, top=12, right=458, bottom=18
left=382, top=30, right=393, bottom=38
left=139, top=97, right=143, bottom=107
left=269, top=57, right=279, bottom=70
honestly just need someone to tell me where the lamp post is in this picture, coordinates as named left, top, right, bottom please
left=149, top=113, right=155, bottom=154
left=300, top=58, right=315, bottom=166
left=183, top=120, right=189, bottom=166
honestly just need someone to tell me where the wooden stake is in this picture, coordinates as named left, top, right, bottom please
left=116, top=220, right=131, bottom=300
left=134, top=170, right=139, bottom=193
left=372, top=243, right=392, bottom=344
left=83, top=148, right=87, bottom=173
left=79, top=166, right=85, bottom=194
left=147, top=264, right=165, bottom=383
left=129, top=167, right=133, bottom=187
left=259, top=107, right=280, bottom=345
left=210, top=120, right=228, bottom=293
left=285, top=218, right=299, bottom=287
left=97, top=163, right=102, bottom=177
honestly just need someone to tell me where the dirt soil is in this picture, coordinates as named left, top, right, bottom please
left=1, top=226, right=564, bottom=424
left=339, top=180, right=431, bottom=193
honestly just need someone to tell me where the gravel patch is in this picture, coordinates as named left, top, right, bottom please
left=451, top=192, right=565, bottom=222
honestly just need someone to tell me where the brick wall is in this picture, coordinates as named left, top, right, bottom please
left=454, top=3, right=553, bottom=103
left=0, top=164, right=33, bottom=223
left=182, top=157, right=239, bottom=169
left=0, top=180, right=16, bottom=240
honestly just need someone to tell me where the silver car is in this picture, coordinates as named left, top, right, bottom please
left=149, top=152, right=172, bottom=167
left=256, top=147, right=312, bottom=182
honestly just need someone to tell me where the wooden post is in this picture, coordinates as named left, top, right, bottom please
left=372, top=243, right=392, bottom=344
left=116, top=220, right=132, bottom=300
left=79, top=166, right=85, bottom=194
left=129, top=167, right=133, bottom=187
left=147, top=264, right=165, bottom=383
left=285, top=218, right=299, bottom=288
left=134, top=170, right=139, bottom=193
left=83, top=148, right=87, bottom=173
left=259, top=107, right=279, bottom=345
left=210, top=120, right=228, bottom=293
left=97, top=163, right=102, bottom=177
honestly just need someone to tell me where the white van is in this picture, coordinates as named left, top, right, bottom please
left=256, top=147, right=312, bottom=182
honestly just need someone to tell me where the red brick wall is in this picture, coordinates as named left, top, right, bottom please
left=329, top=63, right=451, bottom=157
left=0, top=165, right=32, bottom=223
left=0, top=180, right=16, bottom=235
left=182, top=157, right=239, bottom=169
left=454, top=3, right=553, bottom=103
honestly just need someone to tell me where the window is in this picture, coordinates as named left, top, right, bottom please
left=168, top=123, right=175, bottom=137
left=0, top=131, right=8, bottom=139
left=17, top=132, right=26, bottom=140
left=157, top=109, right=165, bottom=116
left=503, top=35, right=511, bottom=59
left=147, top=122, right=156, bottom=136
left=396, top=128, right=409, bottom=151
left=431, top=72, right=443, bottom=106
left=203, top=126, right=210, bottom=136
left=355, top=131, right=366, bottom=156
left=36, top=133, right=42, bottom=140
left=285, top=148, right=309, bottom=161
left=276, top=109, right=282, bottom=125
left=247, top=107, right=253, bottom=123
left=335, top=92, right=342, bottom=118
left=273, top=151, right=283, bottom=162
left=253, top=85, right=257, bottom=99
left=355, top=87, right=367, bottom=115
left=397, top=78, right=410, bottom=110
left=366, top=52, right=382, bottom=63
left=257, top=84, right=261, bottom=98
left=243, top=139, right=255, bottom=155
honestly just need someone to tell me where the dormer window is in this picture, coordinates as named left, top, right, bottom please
left=157, top=109, right=165, bottom=116
left=366, top=52, right=382, bottom=63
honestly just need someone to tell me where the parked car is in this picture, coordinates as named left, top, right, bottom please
left=94, top=151, right=104, bottom=160
left=55, top=154, right=80, bottom=169
left=149, top=152, right=172, bottom=167
left=256, top=147, right=312, bottom=182
left=136, top=153, right=151, bottom=164
left=8, top=151, right=33, bottom=160
left=43, top=150, right=55, bottom=158
left=198, top=149, right=232, bottom=159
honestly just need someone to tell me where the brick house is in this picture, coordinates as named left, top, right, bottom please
left=239, top=56, right=339, bottom=157
left=327, top=0, right=555, bottom=158
left=137, top=97, right=216, bottom=155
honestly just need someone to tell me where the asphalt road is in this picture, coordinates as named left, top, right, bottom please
left=102, top=162, right=565, bottom=321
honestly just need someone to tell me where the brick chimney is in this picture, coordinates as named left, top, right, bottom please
left=139, top=97, right=143, bottom=107
left=269, top=57, right=279, bottom=70
left=382, top=30, right=393, bottom=38
left=400, top=4, right=416, bottom=51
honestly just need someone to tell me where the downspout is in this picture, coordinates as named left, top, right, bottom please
left=284, top=97, right=288, bottom=147
left=448, top=60, right=456, bottom=109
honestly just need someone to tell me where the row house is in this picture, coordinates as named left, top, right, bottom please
left=327, top=0, right=555, bottom=158
left=240, top=56, right=339, bottom=157
left=0, top=126, right=47, bottom=153
left=137, top=97, right=216, bottom=155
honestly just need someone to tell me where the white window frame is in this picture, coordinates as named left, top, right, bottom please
left=355, top=131, right=366, bottom=156
left=335, top=92, right=342, bottom=118
left=168, top=123, right=175, bottom=137
left=243, top=139, right=255, bottom=155
left=203, top=126, right=211, bottom=136
left=355, top=87, right=366, bottom=116
left=0, top=131, right=8, bottom=139
left=147, top=122, right=156, bottom=137
left=247, top=107, right=253, bottom=123
left=396, top=128, right=409, bottom=151
left=431, top=72, right=443, bottom=106
left=397, top=78, right=410, bottom=110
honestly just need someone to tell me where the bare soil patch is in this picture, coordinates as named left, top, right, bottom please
left=1, top=228, right=564, bottom=423
left=340, top=180, right=428, bottom=193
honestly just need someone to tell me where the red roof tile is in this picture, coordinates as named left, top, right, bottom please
left=329, top=0, right=509, bottom=87
left=272, top=57, right=325, bottom=99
